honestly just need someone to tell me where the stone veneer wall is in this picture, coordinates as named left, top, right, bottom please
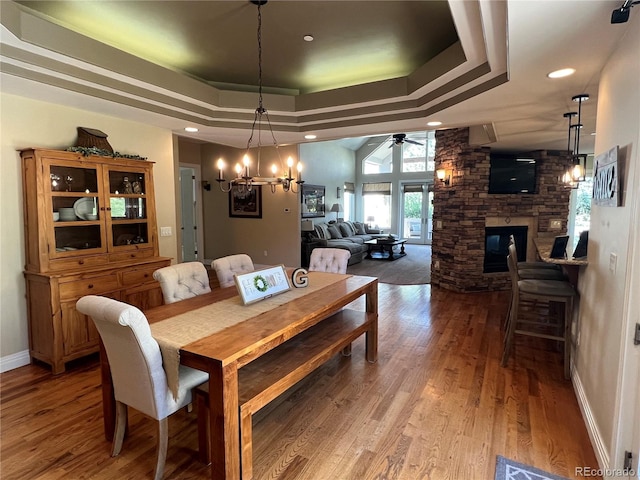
left=431, top=128, right=572, bottom=292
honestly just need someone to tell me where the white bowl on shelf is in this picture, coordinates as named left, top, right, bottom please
left=53, top=212, right=60, bottom=222
left=59, top=207, right=76, bottom=221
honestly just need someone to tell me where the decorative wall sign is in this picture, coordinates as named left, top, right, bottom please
left=593, top=146, right=620, bottom=207
left=291, top=268, right=309, bottom=288
left=234, top=265, right=290, bottom=304
left=229, top=185, right=262, bottom=218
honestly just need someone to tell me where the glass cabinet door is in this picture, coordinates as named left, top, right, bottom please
left=47, top=160, right=106, bottom=256
left=105, top=166, right=151, bottom=250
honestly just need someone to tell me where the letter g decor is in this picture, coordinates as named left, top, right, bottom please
left=291, top=268, right=308, bottom=288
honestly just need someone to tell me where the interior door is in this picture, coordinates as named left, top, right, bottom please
left=179, top=166, right=200, bottom=262
left=400, top=182, right=433, bottom=244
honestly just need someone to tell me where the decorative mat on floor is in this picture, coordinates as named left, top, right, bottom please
left=495, top=456, right=570, bottom=480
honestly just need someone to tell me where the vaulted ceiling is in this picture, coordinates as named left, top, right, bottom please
left=0, top=1, right=631, bottom=154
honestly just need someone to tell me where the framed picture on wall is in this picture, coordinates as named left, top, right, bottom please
left=301, top=184, right=325, bottom=218
left=229, top=185, right=262, bottom=218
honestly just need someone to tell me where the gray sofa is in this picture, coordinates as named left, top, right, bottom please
left=310, top=221, right=385, bottom=265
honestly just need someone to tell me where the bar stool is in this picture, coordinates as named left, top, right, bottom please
left=501, top=244, right=576, bottom=379
left=502, top=238, right=566, bottom=330
left=509, top=234, right=562, bottom=271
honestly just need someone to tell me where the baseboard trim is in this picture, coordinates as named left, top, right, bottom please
left=572, top=369, right=610, bottom=469
left=0, top=349, right=31, bottom=373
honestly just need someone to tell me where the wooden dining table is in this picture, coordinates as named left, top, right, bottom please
left=98, top=272, right=378, bottom=480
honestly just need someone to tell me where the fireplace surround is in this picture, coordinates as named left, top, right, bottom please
left=484, top=226, right=527, bottom=273
left=430, top=127, right=571, bottom=292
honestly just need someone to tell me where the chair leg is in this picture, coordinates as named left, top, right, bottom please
left=502, top=291, right=512, bottom=331
left=154, top=418, right=169, bottom=480
left=111, top=401, right=127, bottom=456
left=501, top=296, right=518, bottom=367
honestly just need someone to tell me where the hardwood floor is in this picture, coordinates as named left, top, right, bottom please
left=0, top=284, right=600, bottom=480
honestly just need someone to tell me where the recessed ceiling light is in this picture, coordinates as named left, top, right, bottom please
left=303, top=35, right=314, bottom=42
left=184, top=127, right=199, bottom=133
left=547, top=68, right=575, bottom=79
left=427, top=121, right=442, bottom=127
left=304, top=134, right=317, bottom=140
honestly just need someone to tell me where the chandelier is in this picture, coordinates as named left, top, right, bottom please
left=561, top=94, right=589, bottom=189
left=216, top=0, right=303, bottom=194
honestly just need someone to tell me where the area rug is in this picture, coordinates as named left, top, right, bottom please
left=495, top=456, right=570, bottom=480
left=346, top=243, right=431, bottom=285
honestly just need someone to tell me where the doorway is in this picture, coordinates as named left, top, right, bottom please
left=400, top=182, right=433, bottom=244
left=179, top=165, right=204, bottom=262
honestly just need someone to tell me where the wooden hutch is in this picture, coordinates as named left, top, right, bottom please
left=21, top=148, right=171, bottom=373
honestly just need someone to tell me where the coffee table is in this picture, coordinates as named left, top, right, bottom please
left=364, top=238, right=408, bottom=261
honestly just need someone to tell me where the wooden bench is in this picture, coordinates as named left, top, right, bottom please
left=194, top=308, right=376, bottom=478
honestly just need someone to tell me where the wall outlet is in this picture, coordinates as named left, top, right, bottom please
left=549, top=219, right=562, bottom=230
left=263, top=250, right=268, bottom=257
left=436, top=220, right=442, bottom=230
left=609, top=252, right=617, bottom=273
left=160, top=226, right=172, bottom=237
left=434, top=260, right=440, bottom=270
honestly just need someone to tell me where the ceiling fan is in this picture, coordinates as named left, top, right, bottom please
left=390, top=133, right=423, bottom=147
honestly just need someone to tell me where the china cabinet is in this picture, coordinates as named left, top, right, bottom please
left=21, top=148, right=170, bottom=373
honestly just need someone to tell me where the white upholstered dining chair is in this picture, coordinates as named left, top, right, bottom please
left=75, top=295, right=209, bottom=480
left=309, top=248, right=351, bottom=274
left=153, top=262, right=211, bottom=304
left=212, top=254, right=255, bottom=288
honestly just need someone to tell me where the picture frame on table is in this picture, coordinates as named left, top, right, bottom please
left=234, top=265, right=291, bottom=304
left=229, top=185, right=262, bottom=218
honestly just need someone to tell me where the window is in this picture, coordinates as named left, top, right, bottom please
left=401, top=131, right=436, bottom=172
left=362, top=182, right=392, bottom=230
left=343, top=182, right=355, bottom=221
left=363, top=142, right=393, bottom=174
left=401, top=143, right=426, bottom=172
left=570, top=177, right=592, bottom=249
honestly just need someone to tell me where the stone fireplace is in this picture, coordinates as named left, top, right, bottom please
left=430, top=128, right=571, bottom=292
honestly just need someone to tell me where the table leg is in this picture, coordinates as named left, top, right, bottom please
left=205, top=360, right=241, bottom=480
left=386, top=244, right=394, bottom=260
left=366, top=283, right=379, bottom=363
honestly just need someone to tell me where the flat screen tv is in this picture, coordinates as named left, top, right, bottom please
left=488, top=155, right=537, bottom=194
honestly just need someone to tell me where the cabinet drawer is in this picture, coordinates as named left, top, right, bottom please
left=109, top=249, right=154, bottom=263
left=49, top=255, right=108, bottom=272
left=121, top=265, right=160, bottom=287
left=59, top=275, right=120, bottom=300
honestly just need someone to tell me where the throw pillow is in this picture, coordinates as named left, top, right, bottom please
left=327, top=225, right=343, bottom=239
left=338, top=224, right=351, bottom=237
left=354, top=222, right=367, bottom=235
left=314, top=224, right=330, bottom=240
left=343, top=222, right=357, bottom=236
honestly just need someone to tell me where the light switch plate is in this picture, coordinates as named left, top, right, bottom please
left=160, top=226, right=172, bottom=237
left=609, top=252, right=617, bottom=273
left=550, top=219, right=562, bottom=230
